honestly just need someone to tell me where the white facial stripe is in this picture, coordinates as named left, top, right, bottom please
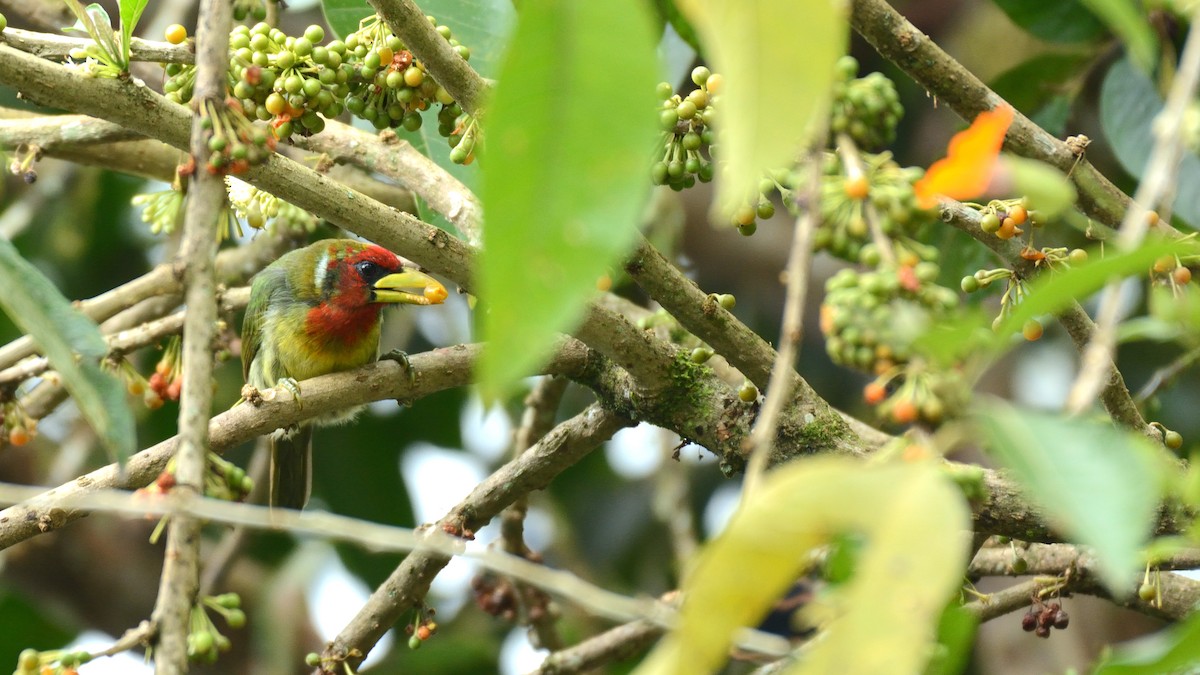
left=312, top=249, right=331, bottom=292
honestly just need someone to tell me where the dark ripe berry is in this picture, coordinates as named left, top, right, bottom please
left=1021, top=611, right=1037, bottom=632
left=23, top=170, right=36, bottom=184
left=1038, top=607, right=1056, bottom=628
left=1035, top=624, right=1051, bottom=638
left=1052, top=609, right=1069, bottom=629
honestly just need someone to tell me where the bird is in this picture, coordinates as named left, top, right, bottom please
left=240, top=238, right=447, bottom=509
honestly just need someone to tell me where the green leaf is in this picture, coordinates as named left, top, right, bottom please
left=1096, top=612, right=1200, bottom=674
left=652, top=0, right=702, bottom=53
left=477, top=0, right=660, bottom=400
left=676, top=0, right=846, bottom=216
left=1078, top=0, right=1157, bottom=73
left=989, top=52, right=1091, bottom=119
left=0, top=239, right=135, bottom=464
left=117, top=0, right=150, bottom=66
left=991, top=0, right=1107, bottom=43
left=636, top=458, right=971, bottom=674
left=1101, top=57, right=1200, bottom=228
left=924, top=604, right=978, bottom=675
left=975, top=400, right=1165, bottom=594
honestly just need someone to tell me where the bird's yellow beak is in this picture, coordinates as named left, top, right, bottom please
left=372, top=270, right=448, bottom=305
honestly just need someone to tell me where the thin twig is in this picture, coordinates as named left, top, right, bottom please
left=0, top=26, right=193, bottom=64
left=743, top=150, right=821, bottom=496
left=1067, top=7, right=1200, bottom=414
left=147, top=3, right=230, bottom=671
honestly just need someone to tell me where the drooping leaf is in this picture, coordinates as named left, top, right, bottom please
left=636, top=458, right=971, bottom=674
left=0, top=239, right=135, bottom=463
left=675, top=0, right=846, bottom=216
left=477, top=0, right=660, bottom=399
left=1101, top=57, right=1200, bottom=228
left=976, top=400, right=1165, bottom=594
left=1078, top=0, right=1156, bottom=73
left=991, top=0, right=1107, bottom=43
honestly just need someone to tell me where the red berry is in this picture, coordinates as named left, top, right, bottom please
left=864, top=382, right=887, bottom=405
left=891, top=399, right=918, bottom=424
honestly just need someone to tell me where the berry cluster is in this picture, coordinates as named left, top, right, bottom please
left=976, top=198, right=1039, bottom=241
left=813, top=151, right=927, bottom=262
left=403, top=608, right=439, bottom=650
left=232, top=0, right=276, bottom=22
left=821, top=263, right=955, bottom=373
left=1020, top=598, right=1068, bottom=639
left=13, top=647, right=92, bottom=675
left=1, top=399, right=37, bottom=446
left=651, top=66, right=721, bottom=192
left=829, top=56, right=903, bottom=151
left=227, top=177, right=318, bottom=234
left=186, top=594, right=246, bottom=664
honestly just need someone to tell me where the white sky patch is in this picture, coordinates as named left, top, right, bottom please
left=414, top=291, right=473, bottom=346
left=1012, top=338, right=1076, bottom=410
left=703, top=482, right=743, bottom=538
left=310, top=553, right=393, bottom=670
left=522, top=506, right=556, bottom=552
left=69, top=631, right=151, bottom=674
left=499, top=626, right=549, bottom=675
left=400, top=443, right=491, bottom=618
left=605, top=423, right=667, bottom=480
left=461, top=394, right=514, bottom=462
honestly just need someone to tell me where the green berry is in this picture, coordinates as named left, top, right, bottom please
left=690, top=347, right=714, bottom=363
left=1011, top=556, right=1028, bottom=574
left=1139, top=582, right=1158, bottom=602
left=304, top=25, right=325, bottom=43
left=656, top=82, right=674, bottom=100
left=738, top=221, right=756, bottom=236
left=980, top=212, right=1001, bottom=234
left=691, top=65, right=711, bottom=86
left=757, top=201, right=775, bottom=220
left=402, top=111, right=423, bottom=131
left=738, top=383, right=759, bottom=402
left=960, top=276, right=980, bottom=293
left=660, top=109, right=678, bottom=131
left=18, top=649, right=38, bottom=670
left=1165, top=430, right=1184, bottom=450
left=409, top=634, right=423, bottom=650
left=306, top=653, right=322, bottom=667
left=225, top=609, right=246, bottom=628
left=676, top=100, right=698, bottom=120
left=718, top=294, right=736, bottom=310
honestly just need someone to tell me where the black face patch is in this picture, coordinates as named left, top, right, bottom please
left=355, top=260, right=392, bottom=286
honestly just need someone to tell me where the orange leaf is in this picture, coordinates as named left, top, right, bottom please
left=914, top=104, right=1014, bottom=209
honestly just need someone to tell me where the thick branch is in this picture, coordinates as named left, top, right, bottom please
left=368, top=0, right=490, bottom=117
left=0, top=27, right=192, bottom=63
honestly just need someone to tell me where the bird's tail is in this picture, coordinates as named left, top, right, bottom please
left=270, top=426, right=313, bottom=509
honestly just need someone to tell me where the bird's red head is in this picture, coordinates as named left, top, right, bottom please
left=303, top=240, right=447, bottom=344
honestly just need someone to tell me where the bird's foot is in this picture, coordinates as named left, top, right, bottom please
left=381, top=349, right=415, bottom=385
left=278, top=377, right=303, bottom=409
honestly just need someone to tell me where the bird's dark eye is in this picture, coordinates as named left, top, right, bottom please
left=355, top=260, right=386, bottom=283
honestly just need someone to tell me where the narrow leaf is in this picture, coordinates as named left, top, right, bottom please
left=118, top=0, right=150, bottom=65
left=636, top=458, right=971, bottom=674
left=976, top=400, right=1165, bottom=594
left=84, top=4, right=121, bottom=61
left=0, top=240, right=135, bottom=463
left=675, top=0, right=846, bottom=216
left=478, top=0, right=660, bottom=399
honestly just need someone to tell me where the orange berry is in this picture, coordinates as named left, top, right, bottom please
left=1174, top=267, right=1192, bottom=285
left=1008, top=204, right=1027, bottom=225
left=902, top=443, right=929, bottom=462
left=128, top=380, right=145, bottom=396
left=596, top=274, right=613, bottom=292
left=8, top=426, right=29, bottom=446
left=1022, top=318, right=1044, bottom=341
left=1147, top=210, right=1160, bottom=226
left=144, top=392, right=164, bottom=410
left=1154, top=255, right=1176, bottom=274
left=844, top=175, right=870, bottom=200
left=164, top=23, right=187, bottom=44
left=995, top=219, right=1017, bottom=240
left=891, top=399, right=918, bottom=424
left=166, top=379, right=183, bottom=401
left=864, top=382, right=887, bottom=405
left=705, top=73, right=723, bottom=94
left=416, top=625, right=432, bottom=640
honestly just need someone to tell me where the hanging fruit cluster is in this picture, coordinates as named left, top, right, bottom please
left=652, top=66, right=721, bottom=192
left=829, top=56, right=903, bottom=151
left=813, top=151, right=929, bottom=262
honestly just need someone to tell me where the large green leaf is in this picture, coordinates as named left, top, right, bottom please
left=991, top=0, right=1107, bottom=43
left=477, top=0, right=660, bottom=399
left=1078, top=0, right=1156, bottom=73
left=1101, top=57, right=1200, bottom=228
left=636, top=458, right=971, bottom=674
left=976, top=401, right=1165, bottom=594
left=1095, top=610, right=1200, bottom=674
left=675, top=0, right=845, bottom=216
left=0, top=239, right=134, bottom=463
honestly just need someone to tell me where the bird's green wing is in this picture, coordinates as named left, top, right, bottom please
left=241, top=270, right=275, bottom=382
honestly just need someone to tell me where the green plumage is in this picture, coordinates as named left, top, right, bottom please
left=241, top=239, right=443, bottom=509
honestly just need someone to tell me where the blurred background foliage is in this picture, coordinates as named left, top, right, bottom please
left=0, top=0, right=1193, bottom=672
